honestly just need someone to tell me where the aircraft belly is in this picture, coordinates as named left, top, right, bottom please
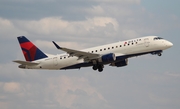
left=57, top=58, right=83, bottom=69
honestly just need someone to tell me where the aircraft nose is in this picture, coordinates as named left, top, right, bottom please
left=166, top=41, right=173, bottom=48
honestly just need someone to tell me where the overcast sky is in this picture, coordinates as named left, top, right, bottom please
left=0, top=0, right=180, bottom=109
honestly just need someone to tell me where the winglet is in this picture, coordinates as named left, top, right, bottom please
left=52, top=41, right=62, bottom=49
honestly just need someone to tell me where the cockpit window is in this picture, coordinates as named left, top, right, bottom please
left=154, top=37, right=163, bottom=40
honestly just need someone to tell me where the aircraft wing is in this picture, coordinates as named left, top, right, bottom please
left=13, top=60, right=39, bottom=65
left=52, top=41, right=100, bottom=60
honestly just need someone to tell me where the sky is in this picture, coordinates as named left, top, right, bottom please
left=0, top=0, right=180, bottom=109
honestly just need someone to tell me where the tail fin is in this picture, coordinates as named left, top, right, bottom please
left=17, top=36, right=48, bottom=61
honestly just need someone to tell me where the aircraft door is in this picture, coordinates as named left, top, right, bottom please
left=53, top=57, right=58, bottom=66
left=144, top=38, right=149, bottom=47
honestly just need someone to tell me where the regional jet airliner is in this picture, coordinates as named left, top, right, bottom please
left=13, top=36, right=173, bottom=72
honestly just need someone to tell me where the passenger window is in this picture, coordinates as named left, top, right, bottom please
left=100, top=49, right=102, bottom=51
left=104, top=48, right=106, bottom=50
left=120, top=45, right=122, bottom=47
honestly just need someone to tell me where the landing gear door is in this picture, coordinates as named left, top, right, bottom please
left=144, top=38, right=149, bottom=47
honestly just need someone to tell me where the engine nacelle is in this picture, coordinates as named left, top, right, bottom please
left=99, top=53, right=116, bottom=63
left=110, top=59, right=128, bottom=67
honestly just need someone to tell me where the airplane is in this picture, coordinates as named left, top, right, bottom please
left=13, top=36, right=173, bottom=72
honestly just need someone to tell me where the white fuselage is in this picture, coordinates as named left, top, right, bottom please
left=22, top=36, right=173, bottom=70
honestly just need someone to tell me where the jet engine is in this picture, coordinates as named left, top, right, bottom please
left=110, top=59, right=128, bottom=67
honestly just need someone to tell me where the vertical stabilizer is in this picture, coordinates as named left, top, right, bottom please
left=17, top=36, right=47, bottom=61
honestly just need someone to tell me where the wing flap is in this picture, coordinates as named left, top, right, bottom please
left=13, top=60, right=39, bottom=65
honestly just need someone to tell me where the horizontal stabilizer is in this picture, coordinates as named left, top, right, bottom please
left=13, top=60, right=39, bottom=65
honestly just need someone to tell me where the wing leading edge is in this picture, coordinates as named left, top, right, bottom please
left=52, top=41, right=100, bottom=60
